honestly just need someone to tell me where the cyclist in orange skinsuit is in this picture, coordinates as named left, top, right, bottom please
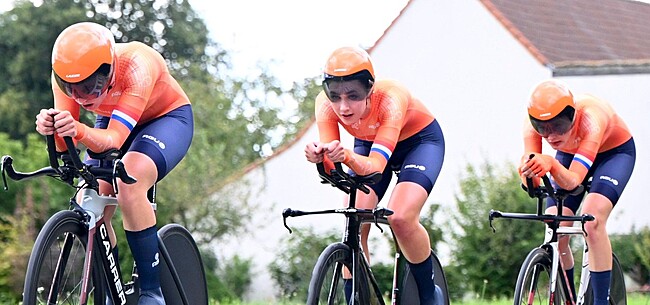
left=35, top=22, right=193, bottom=305
left=305, top=46, right=445, bottom=305
left=520, top=80, right=635, bottom=305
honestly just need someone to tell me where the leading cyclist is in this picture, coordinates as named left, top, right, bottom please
left=35, top=22, right=194, bottom=305
left=304, top=46, right=444, bottom=305
left=519, top=79, right=635, bottom=305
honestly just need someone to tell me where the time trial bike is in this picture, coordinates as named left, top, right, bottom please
left=282, top=162, right=449, bottom=305
left=1, top=135, right=208, bottom=305
left=488, top=174, right=626, bottom=305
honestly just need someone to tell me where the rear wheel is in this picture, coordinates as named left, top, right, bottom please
left=22, top=210, right=105, bottom=304
left=584, top=253, right=627, bottom=305
left=399, top=250, right=449, bottom=305
left=513, top=247, right=567, bottom=305
left=158, top=223, right=208, bottom=305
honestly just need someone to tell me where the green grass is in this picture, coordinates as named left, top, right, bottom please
left=210, top=292, right=650, bottom=305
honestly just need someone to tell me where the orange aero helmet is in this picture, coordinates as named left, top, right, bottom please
left=52, top=22, right=115, bottom=100
left=322, top=46, right=375, bottom=100
left=323, top=46, right=375, bottom=80
left=527, top=80, right=576, bottom=136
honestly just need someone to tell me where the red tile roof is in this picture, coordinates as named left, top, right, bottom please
left=480, top=0, right=650, bottom=75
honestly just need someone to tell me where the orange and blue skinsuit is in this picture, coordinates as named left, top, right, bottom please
left=316, top=79, right=444, bottom=200
left=52, top=41, right=191, bottom=159
left=51, top=41, right=193, bottom=300
left=523, top=94, right=634, bottom=211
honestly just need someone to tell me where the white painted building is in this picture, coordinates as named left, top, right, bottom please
left=215, top=0, right=650, bottom=301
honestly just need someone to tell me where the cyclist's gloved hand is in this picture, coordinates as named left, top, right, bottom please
left=519, top=153, right=540, bottom=188
left=524, top=153, right=555, bottom=177
left=325, top=140, right=345, bottom=163
left=519, top=171, right=540, bottom=189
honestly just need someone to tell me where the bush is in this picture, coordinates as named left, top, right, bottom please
left=269, top=227, right=339, bottom=301
left=611, top=226, right=650, bottom=286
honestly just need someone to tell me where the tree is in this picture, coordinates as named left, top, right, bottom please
left=446, top=161, right=542, bottom=300
left=0, top=133, right=72, bottom=301
left=269, top=227, right=340, bottom=301
left=0, top=0, right=317, bottom=300
left=0, top=0, right=89, bottom=139
left=610, top=226, right=650, bottom=286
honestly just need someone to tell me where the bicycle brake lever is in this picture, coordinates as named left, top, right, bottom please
left=489, top=217, right=497, bottom=233
left=282, top=208, right=294, bottom=234
left=580, top=214, right=595, bottom=237
left=1, top=164, right=7, bottom=191
left=488, top=209, right=501, bottom=233
left=111, top=160, right=137, bottom=194
left=0, top=155, right=9, bottom=191
left=373, top=216, right=384, bottom=234
left=372, top=208, right=392, bottom=234
left=283, top=218, right=292, bottom=234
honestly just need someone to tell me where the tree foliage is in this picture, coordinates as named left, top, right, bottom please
left=611, top=226, right=650, bottom=286
left=0, top=0, right=316, bottom=301
left=269, top=227, right=340, bottom=301
left=0, top=134, right=72, bottom=300
left=446, top=161, right=542, bottom=300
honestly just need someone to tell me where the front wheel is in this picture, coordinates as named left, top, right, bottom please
left=307, top=242, right=372, bottom=305
left=158, top=223, right=208, bottom=305
left=22, top=210, right=106, bottom=305
left=513, top=247, right=567, bottom=305
left=584, top=253, right=627, bottom=305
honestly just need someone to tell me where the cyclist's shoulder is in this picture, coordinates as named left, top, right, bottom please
left=373, top=79, right=411, bottom=97
left=574, top=94, right=620, bottom=129
left=575, top=94, right=616, bottom=115
left=115, top=42, right=166, bottom=70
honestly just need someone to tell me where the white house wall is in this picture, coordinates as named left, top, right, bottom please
left=370, top=0, right=649, bottom=232
left=218, top=0, right=650, bottom=301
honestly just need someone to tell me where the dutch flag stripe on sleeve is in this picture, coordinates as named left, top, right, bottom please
left=370, top=143, right=392, bottom=162
left=111, top=109, right=137, bottom=131
left=573, top=154, right=593, bottom=170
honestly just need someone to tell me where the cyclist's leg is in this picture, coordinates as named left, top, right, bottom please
left=342, top=187, right=379, bottom=302
left=388, top=182, right=438, bottom=304
left=387, top=120, right=444, bottom=305
left=545, top=204, right=578, bottom=301
left=582, top=139, right=635, bottom=305
left=82, top=115, right=120, bottom=246
left=119, top=105, right=194, bottom=304
left=547, top=150, right=586, bottom=301
left=119, top=152, right=164, bottom=303
left=345, top=138, right=391, bottom=300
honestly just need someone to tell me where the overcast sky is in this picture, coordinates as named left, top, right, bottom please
left=188, top=0, right=409, bottom=83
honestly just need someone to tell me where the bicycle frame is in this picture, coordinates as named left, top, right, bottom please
left=79, top=189, right=131, bottom=304
left=2, top=135, right=192, bottom=305
left=63, top=183, right=191, bottom=305
left=283, top=162, right=417, bottom=304
left=489, top=175, right=595, bottom=305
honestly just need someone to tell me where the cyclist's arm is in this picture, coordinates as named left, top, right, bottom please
left=550, top=111, right=605, bottom=190
left=53, top=85, right=146, bottom=153
left=51, top=80, right=81, bottom=152
left=521, top=119, right=543, bottom=186
left=314, top=94, right=341, bottom=173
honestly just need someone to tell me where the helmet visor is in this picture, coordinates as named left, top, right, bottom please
left=322, top=70, right=374, bottom=102
left=529, top=106, right=575, bottom=136
left=54, top=64, right=112, bottom=100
